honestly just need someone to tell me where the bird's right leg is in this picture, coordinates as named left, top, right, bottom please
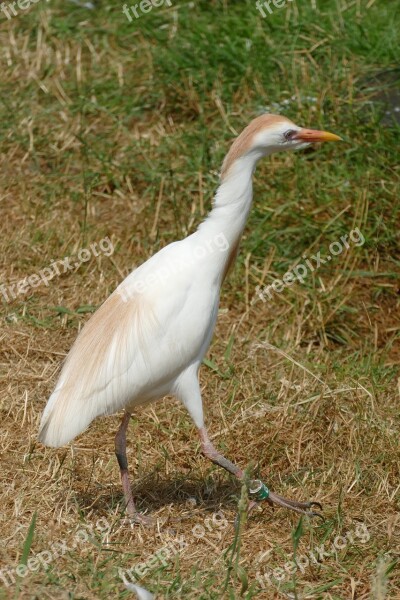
left=199, top=426, right=322, bottom=518
left=199, top=427, right=244, bottom=479
left=180, top=376, right=322, bottom=518
left=115, top=411, right=152, bottom=525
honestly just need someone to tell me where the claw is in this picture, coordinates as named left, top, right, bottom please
left=309, top=501, right=323, bottom=511
left=247, top=480, right=324, bottom=520
left=307, top=509, right=325, bottom=521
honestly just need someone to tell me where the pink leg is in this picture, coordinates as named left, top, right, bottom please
left=199, top=427, right=244, bottom=479
left=198, top=426, right=322, bottom=518
left=115, top=412, right=152, bottom=525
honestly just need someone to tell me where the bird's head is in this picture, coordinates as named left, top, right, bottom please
left=221, top=114, right=342, bottom=180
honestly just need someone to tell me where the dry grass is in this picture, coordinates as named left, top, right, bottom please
left=1, top=1, right=399, bottom=598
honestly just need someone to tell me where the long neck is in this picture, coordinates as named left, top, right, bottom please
left=196, top=153, right=260, bottom=281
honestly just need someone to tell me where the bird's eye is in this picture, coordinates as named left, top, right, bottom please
left=284, top=130, right=297, bottom=141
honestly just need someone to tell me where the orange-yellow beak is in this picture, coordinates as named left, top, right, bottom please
left=294, top=128, right=343, bottom=143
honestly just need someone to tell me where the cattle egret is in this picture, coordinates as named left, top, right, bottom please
left=39, top=114, right=342, bottom=523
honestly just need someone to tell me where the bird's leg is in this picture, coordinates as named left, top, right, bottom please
left=199, top=427, right=244, bottom=479
left=115, top=412, right=136, bottom=517
left=249, top=480, right=323, bottom=518
left=198, top=427, right=322, bottom=518
left=115, top=412, right=152, bottom=525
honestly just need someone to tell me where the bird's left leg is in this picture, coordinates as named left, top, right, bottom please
left=115, top=412, right=135, bottom=513
left=115, top=411, right=152, bottom=525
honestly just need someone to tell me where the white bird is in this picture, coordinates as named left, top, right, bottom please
left=39, top=114, right=341, bottom=523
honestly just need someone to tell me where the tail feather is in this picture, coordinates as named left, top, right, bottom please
left=38, top=387, right=95, bottom=447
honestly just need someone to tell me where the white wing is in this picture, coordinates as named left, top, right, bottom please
left=39, top=236, right=221, bottom=447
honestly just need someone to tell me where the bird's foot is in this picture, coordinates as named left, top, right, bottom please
left=123, top=498, right=155, bottom=526
left=123, top=511, right=155, bottom=527
left=133, top=512, right=155, bottom=526
left=248, top=479, right=323, bottom=519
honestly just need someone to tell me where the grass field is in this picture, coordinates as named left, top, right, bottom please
left=1, top=0, right=399, bottom=598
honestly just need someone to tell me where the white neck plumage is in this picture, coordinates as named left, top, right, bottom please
left=196, top=151, right=263, bottom=282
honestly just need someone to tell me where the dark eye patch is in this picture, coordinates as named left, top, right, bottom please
left=284, top=129, right=297, bottom=141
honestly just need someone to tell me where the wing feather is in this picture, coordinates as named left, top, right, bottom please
left=38, top=290, right=157, bottom=447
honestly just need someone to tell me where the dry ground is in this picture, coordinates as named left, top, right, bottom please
left=0, top=1, right=399, bottom=598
